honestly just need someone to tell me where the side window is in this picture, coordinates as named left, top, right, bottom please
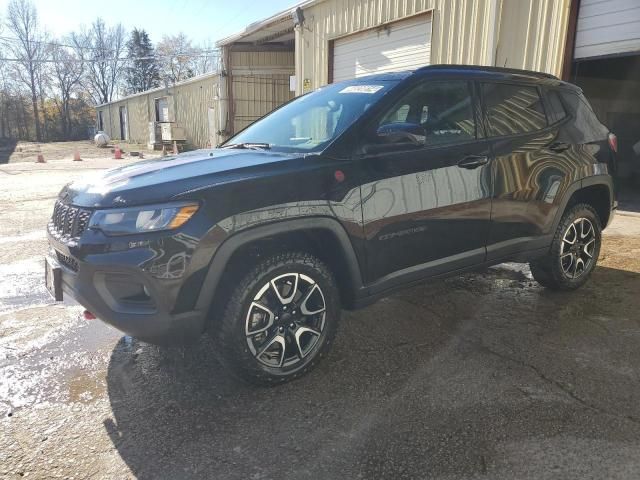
left=482, top=83, right=547, bottom=136
left=545, top=89, right=567, bottom=124
left=375, top=80, right=476, bottom=147
left=560, top=91, right=609, bottom=142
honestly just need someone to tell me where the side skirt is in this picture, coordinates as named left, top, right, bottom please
left=348, top=246, right=550, bottom=310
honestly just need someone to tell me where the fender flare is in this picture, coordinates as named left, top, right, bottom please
left=194, top=217, right=365, bottom=312
left=551, top=175, right=614, bottom=234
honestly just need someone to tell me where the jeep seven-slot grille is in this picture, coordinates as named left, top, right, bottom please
left=50, top=201, right=92, bottom=238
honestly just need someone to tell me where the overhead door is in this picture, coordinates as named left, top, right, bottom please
left=574, top=0, right=640, bottom=59
left=331, top=14, right=432, bottom=82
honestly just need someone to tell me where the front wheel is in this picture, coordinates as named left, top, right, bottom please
left=215, top=252, right=340, bottom=385
left=530, top=203, right=602, bottom=291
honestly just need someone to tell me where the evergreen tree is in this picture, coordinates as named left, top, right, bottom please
left=125, top=28, right=159, bottom=94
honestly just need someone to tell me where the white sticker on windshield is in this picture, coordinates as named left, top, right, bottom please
left=339, top=85, right=384, bottom=94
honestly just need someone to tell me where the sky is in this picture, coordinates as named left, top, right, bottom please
left=0, top=0, right=296, bottom=45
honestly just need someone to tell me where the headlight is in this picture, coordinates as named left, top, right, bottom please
left=89, top=202, right=199, bottom=236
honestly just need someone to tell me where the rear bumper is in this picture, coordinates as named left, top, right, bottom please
left=47, top=240, right=206, bottom=345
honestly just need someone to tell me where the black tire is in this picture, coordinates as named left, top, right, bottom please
left=214, top=252, right=340, bottom=385
left=530, top=203, right=602, bottom=291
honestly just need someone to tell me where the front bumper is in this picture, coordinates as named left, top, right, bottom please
left=47, top=234, right=206, bottom=345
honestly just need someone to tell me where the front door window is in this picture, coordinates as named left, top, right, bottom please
left=373, top=80, right=477, bottom=148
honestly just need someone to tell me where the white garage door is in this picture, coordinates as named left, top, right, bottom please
left=332, top=14, right=432, bottom=82
left=575, top=0, right=640, bottom=59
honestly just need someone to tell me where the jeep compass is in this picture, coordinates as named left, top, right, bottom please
left=46, top=65, right=617, bottom=384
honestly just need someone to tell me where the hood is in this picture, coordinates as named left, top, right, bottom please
left=59, top=148, right=303, bottom=208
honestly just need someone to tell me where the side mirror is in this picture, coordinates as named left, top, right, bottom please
left=376, top=122, right=426, bottom=147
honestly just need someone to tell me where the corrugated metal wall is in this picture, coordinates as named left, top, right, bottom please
left=496, top=0, right=569, bottom=73
left=95, top=73, right=219, bottom=148
left=230, top=51, right=295, bottom=133
left=295, top=0, right=571, bottom=93
left=173, top=77, right=219, bottom=147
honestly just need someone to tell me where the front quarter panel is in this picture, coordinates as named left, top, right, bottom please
left=172, top=155, right=367, bottom=313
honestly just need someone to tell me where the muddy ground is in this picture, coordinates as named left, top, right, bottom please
left=2, top=156, right=640, bottom=479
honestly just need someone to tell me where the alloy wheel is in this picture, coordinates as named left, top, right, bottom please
left=245, top=273, right=326, bottom=368
left=560, top=217, right=596, bottom=279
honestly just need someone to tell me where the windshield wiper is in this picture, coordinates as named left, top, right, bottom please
left=222, top=142, right=271, bottom=150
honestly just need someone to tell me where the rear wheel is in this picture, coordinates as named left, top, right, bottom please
left=215, top=252, right=340, bottom=385
left=530, top=203, right=601, bottom=290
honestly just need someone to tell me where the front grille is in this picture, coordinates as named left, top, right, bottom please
left=56, top=250, right=79, bottom=272
left=49, top=201, right=92, bottom=238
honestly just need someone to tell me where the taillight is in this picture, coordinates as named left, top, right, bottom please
left=608, top=132, right=618, bottom=153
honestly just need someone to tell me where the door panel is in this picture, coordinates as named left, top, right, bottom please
left=358, top=79, right=492, bottom=285
left=360, top=142, right=493, bottom=283
left=487, top=129, right=567, bottom=259
left=481, top=83, right=582, bottom=260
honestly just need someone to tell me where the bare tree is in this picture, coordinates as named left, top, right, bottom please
left=4, top=0, right=48, bottom=141
left=157, top=33, right=197, bottom=84
left=193, top=39, right=220, bottom=76
left=51, top=40, right=84, bottom=139
left=73, top=18, right=125, bottom=105
left=0, top=16, right=6, bottom=138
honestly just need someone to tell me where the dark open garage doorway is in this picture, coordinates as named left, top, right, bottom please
left=571, top=54, right=640, bottom=210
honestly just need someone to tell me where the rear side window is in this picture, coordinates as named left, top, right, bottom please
left=482, top=83, right=547, bottom=136
left=544, top=89, right=567, bottom=124
left=560, top=91, right=609, bottom=142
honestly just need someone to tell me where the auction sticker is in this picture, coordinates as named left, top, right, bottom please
left=339, top=85, right=384, bottom=94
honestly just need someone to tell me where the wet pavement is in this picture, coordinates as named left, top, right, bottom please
left=2, top=159, right=640, bottom=479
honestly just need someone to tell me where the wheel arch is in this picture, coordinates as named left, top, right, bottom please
left=553, top=175, right=614, bottom=233
left=195, top=217, right=366, bottom=320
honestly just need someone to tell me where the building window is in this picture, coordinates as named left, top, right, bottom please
left=482, top=83, right=547, bottom=136
left=155, top=97, right=169, bottom=122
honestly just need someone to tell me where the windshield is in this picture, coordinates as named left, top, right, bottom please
left=225, top=81, right=400, bottom=153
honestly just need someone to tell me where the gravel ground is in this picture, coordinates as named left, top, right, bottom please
left=2, top=157, right=640, bottom=479
left=1, top=140, right=152, bottom=164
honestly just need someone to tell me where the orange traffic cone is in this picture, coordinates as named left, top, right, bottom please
left=172, top=141, right=178, bottom=155
left=114, top=146, right=122, bottom=160
left=36, top=153, right=45, bottom=163
left=73, top=150, right=82, bottom=161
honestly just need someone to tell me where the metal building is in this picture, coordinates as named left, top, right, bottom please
left=95, top=73, right=220, bottom=150
left=215, top=0, right=572, bottom=140
left=98, top=0, right=575, bottom=149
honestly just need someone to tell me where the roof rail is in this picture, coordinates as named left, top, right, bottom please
left=415, top=64, right=558, bottom=80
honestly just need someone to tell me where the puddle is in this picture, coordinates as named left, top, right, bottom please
left=0, top=316, right=120, bottom=409
left=0, top=257, right=52, bottom=314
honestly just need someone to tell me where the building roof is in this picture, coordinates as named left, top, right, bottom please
left=216, top=0, right=325, bottom=47
left=96, top=71, right=219, bottom=108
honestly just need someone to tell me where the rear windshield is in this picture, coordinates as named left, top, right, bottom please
left=226, top=80, right=400, bottom=153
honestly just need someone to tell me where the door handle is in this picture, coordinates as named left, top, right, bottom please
left=548, top=142, right=570, bottom=153
left=457, top=155, right=489, bottom=169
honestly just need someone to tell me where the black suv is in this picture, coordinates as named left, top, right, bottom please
left=46, top=65, right=617, bottom=384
